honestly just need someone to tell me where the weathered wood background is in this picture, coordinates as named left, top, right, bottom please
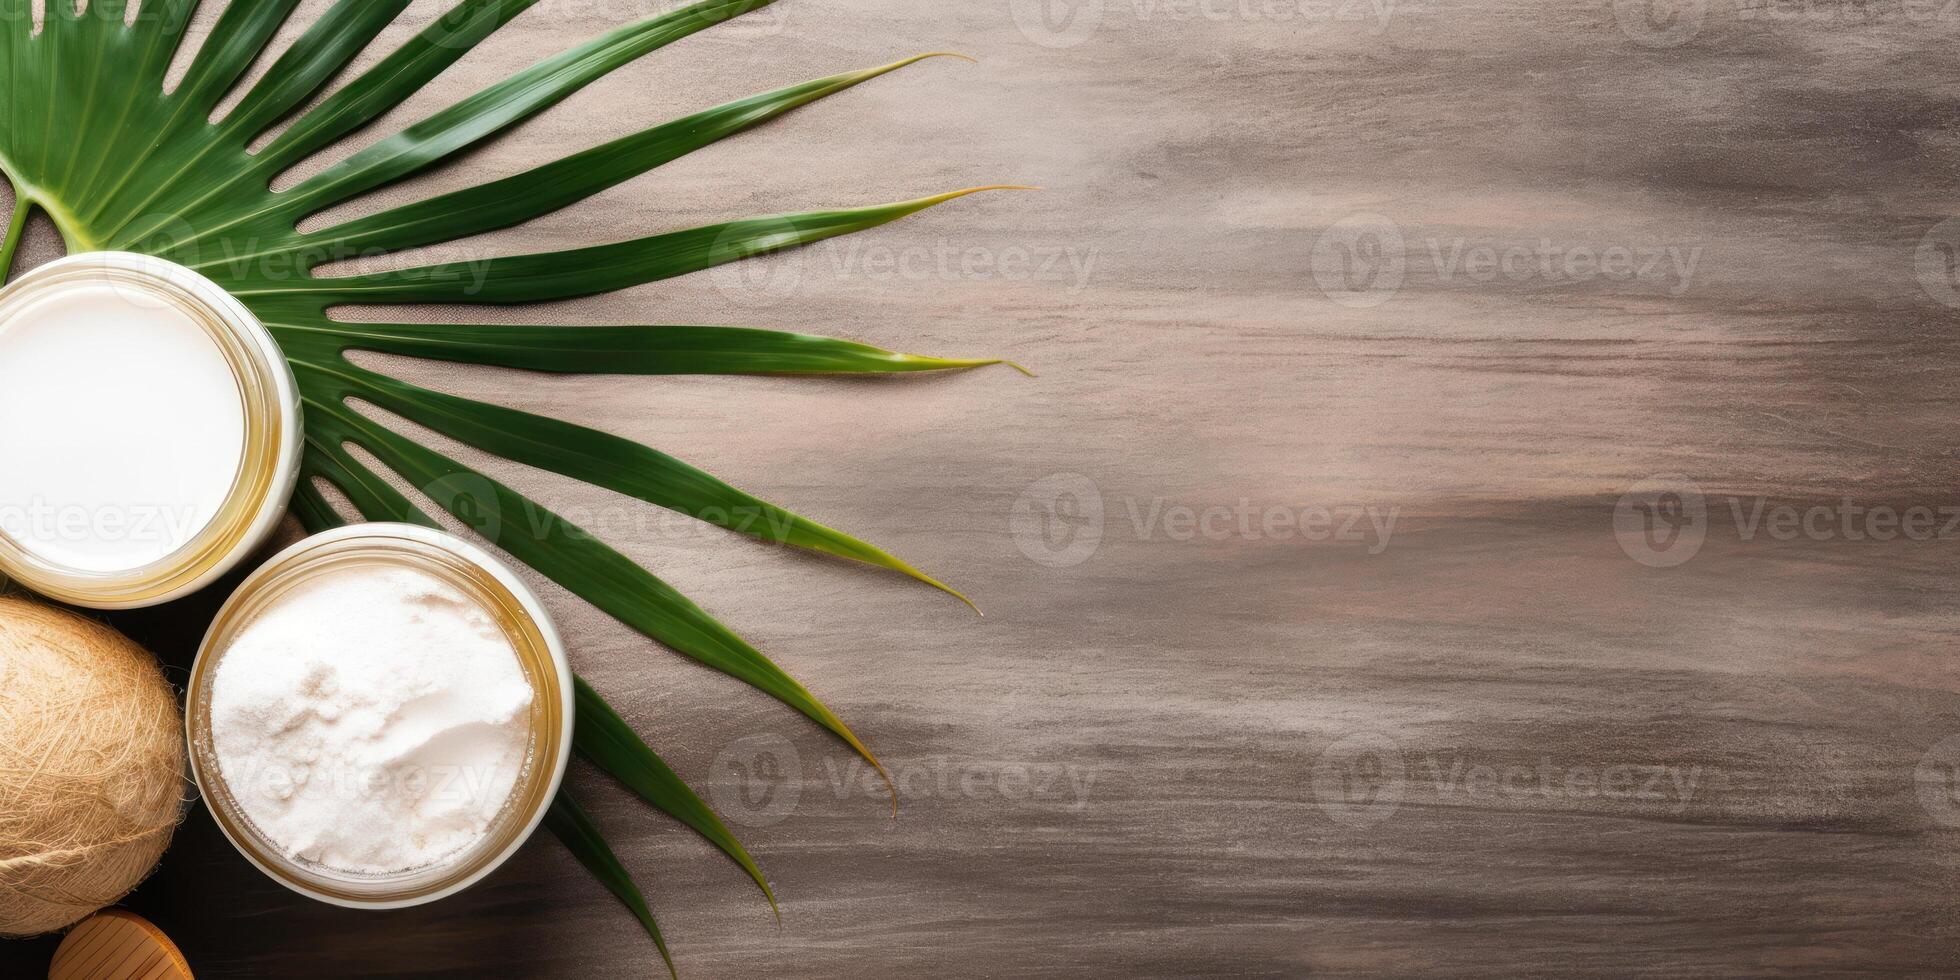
left=9, top=0, right=1960, bottom=975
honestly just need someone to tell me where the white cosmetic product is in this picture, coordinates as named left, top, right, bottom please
left=208, top=562, right=536, bottom=875
left=0, top=281, right=242, bottom=570
left=0, top=252, right=299, bottom=608
left=188, top=524, right=573, bottom=908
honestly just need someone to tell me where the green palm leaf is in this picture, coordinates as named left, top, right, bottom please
left=0, top=0, right=1020, bottom=961
left=548, top=790, right=678, bottom=979
left=573, top=676, right=777, bottom=916
left=300, top=52, right=975, bottom=258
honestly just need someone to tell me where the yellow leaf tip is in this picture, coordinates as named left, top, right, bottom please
left=937, top=357, right=1031, bottom=377
left=872, top=52, right=977, bottom=77
left=952, top=587, right=984, bottom=617
left=932, top=184, right=1041, bottom=203
left=896, top=562, right=982, bottom=614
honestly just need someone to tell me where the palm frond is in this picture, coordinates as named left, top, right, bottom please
left=300, top=52, right=972, bottom=258
left=273, top=319, right=1024, bottom=376
left=0, top=0, right=1021, bottom=960
left=548, top=790, right=678, bottom=980
left=574, top=676, right=777, bottom=916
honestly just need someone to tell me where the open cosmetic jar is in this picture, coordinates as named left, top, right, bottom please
left=184, top=524, right=574, bottom=908
left=0, top=251, right=300, bottom=608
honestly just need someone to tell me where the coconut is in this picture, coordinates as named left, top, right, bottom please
left=0, top=596, right=186, bottom=936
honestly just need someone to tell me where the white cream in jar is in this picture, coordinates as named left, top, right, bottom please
left=209, top=561, right=535, bottom=875
left=188, top=524, right=574, bottom=908
left=0, top=252, right=299, bottom=608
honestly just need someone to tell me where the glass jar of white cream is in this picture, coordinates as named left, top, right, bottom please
left=0, top=251, right=301, bottom=608
left=185, top=523, right=574, bottom=908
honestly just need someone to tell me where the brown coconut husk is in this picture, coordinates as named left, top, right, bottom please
left=0, top=595, right=187, bottom=937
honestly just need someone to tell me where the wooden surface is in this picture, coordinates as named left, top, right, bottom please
left=9, top=0, right=1960, bottom=976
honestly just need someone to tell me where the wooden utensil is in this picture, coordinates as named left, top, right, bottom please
left=48, top=910, right=191, bottom=980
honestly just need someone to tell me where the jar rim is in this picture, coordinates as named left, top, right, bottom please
left=0, top=251, right=300, bottom=608
left=184, top=523, right=575, bottom=909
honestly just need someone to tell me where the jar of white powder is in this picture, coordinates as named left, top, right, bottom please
left=185, top=524, right=573, bottom=907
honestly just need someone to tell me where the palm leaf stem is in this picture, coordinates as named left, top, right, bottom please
left=0, top=189, right=29, bottom=280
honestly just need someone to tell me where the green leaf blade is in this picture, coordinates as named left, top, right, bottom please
left=308, top=52, right=969, bottom=257
left=172, top=0, right=307, bottom=114
left=547, top=791, right=678, bottom=980
left=327, top=362, right=978, bottom=609
left=1, top=0, right=1015, bottom=956
left=85, top=0, right=303, bottom=229
left=285, top=0, right=781, bottom=216
left=289, top=479, right=346, bottom=533
left=277, top=320, right=1023, bottom=376
left=270, top=186, right=1029, bottom=305
left=262, top=0, right=545, bottom=169
left=226, top=0, right=415, bottom=142
left=293, top=381, right=893, bottom=792
left=574, top=677, right=778, bottom=915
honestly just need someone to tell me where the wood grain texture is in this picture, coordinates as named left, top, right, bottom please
left=8, top=0, right=1960, bottom=976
